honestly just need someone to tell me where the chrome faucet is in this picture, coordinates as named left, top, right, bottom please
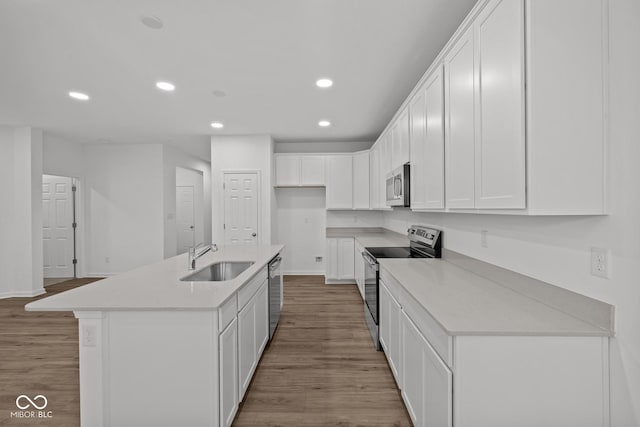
left=188, top=243, right=218, bottom=270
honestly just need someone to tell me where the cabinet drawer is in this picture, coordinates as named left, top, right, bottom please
left=238, top=267, right=268, bottom=310
left=219, top=295, right=237, bottom=331
left=381, top=268, right=452, bottom=367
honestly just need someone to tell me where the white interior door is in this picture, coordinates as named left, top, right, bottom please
left=176, top=185, right=195, bottom=254
left=42, top=175, right=74, bottom=278
left=224, top=173, right=259, bottom=246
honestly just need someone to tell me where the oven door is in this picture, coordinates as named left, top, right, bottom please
left=362, top=251, right=379, bottom=324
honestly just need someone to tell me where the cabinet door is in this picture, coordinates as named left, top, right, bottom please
left=380, top=281, right=402, bottom=383
left=338, top=238, right=355, bottom=280
left=402, top=311, right=452, bottom=427
left=238, top=300, right=256, bottom=400
left=325, top=238, right=339, bottom=280
left=255, top=281, right=269, bottom=356
left=474, top=0, right=525, bottom=208
left=380, top=133, right=392, bottom=182
left=369, top=143, right=381, bottom=209
left=410, top=86, right=428, bottom=209
left=392, top=107, right=410, bottom=170
left=444, top=27, right=476, bottom=209
left=325, top=156, right=353, bottom=209
left=274, top=155, right=300, bottom=186
left=219, top=318, right=238, bottom=427
left=354, top=242, right=365, bottom=299
left=300, top=156, right=325, bottom=186
left=353, top=152, right=370, bottom=209
left=424, top=66, right=446, bottom=209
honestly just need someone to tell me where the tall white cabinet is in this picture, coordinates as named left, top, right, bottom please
left=325, top=155, right=353, bottom=209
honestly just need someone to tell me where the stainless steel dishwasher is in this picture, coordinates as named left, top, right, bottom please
left=268, top=254, right=282, bottom=340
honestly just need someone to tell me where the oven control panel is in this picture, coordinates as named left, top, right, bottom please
left=408, top=225, right=441, bottom=249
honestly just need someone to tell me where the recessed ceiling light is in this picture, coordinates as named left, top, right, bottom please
left=316, top=78, right=333, bottom=88
left=211, top=122, right=224, bottom=129
left=318, top=120, right=331, bottom=127
left=156, top=81, right=175, bottom=91
left=68, top=91, right=90, bottom=101
left=140, top=15, right=163, bottom=30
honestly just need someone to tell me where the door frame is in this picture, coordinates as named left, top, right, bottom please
left=222, top=170, right=262, bottom=245
left=176, top=185, right=196, bottom=254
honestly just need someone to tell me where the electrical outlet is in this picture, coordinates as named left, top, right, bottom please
left=315, top=256, right=323, bottom=262
left=480, top=230, right=488, bottom=248
left=105, top=257, right=110, bottom=264
left=82, top=324, right=97, bottom=347
left=591, top=247, right=609, bottom=279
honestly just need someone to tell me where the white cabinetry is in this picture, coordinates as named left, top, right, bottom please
left=379, top=268, right=609, bottom=427
left=325, top=155, right=353, bottom=209
left=274, top=154, right=325, bottom=187
left=325, top=237, right=355, bottom=283
left=352, top=151, right=370, bottom=209
left=391, top=107, right=410, bottom=170
left=369, top=143, right=381, bottom=209
left=379, top=132, right=392, bottom=182
left=410, top=65, right=445, bottom=210
left=354, top=241, right=365, bottom=299
left=238, top=279, right=269, bottom=401
left=443, top=0, right=526, bottom=210
left=219, top=317, right=238, bottom=427
left=401, top=310, right=452, bottom=427
left=444, top=27, right=476, bottom=209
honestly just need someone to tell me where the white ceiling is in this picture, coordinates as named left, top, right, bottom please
left=0, top=0, right=477, bottom=160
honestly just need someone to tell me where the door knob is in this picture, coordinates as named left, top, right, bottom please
left=190, top=225, right=194, bottom=229
left=251, top=233, right=257, bottom=237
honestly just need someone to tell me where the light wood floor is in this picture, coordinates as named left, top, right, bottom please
left=0, top=276, right=411, bottom=426
left=0, top=278, right=98, bottom=427
left=233, top=276, right=412, bottom=426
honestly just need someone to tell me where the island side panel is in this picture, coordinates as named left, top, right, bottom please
left=453, top=335, right=610, bottom=427
left=75, top=311, right=107, bottom=427
left=76, top=310, right=220, bottom=427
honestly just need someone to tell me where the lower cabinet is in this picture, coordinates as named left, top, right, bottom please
left=325, top=237, right=355, bottom=283
left=219, top=318, right=238, bottom=427
left=401, top=310, right=452, bottom=427
left=354, top=241, right=365, bottom=299
left=380, top=269, right=610, bottom=427
left=238, top=280, right=269, bottom=401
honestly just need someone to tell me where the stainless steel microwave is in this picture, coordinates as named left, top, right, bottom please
left=386, top=163, right=410, bottom=207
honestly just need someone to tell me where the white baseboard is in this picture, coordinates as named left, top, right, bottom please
left=0, top=287, right=46, bottom=299
left=84, top=273, right=113, bottom=278
left=283, top=271, right=325, bottom=276
left=324, top=279, right=357, bottom=285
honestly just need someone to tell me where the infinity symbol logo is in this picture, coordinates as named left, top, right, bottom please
left=16, top=395, right=48, bottom=410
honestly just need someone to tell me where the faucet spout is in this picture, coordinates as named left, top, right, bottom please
left=188, top=243, right=218, bottom=270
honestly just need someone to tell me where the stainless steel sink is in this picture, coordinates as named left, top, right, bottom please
left=180, top=261, right=254, bottom=282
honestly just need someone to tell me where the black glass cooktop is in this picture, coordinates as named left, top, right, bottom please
left=365, top=246, right=428, bottom=259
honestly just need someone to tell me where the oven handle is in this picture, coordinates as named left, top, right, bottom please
left=362, top=251, right=379, bottom=271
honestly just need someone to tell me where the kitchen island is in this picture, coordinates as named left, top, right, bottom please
left=26, top=245, right=284, bottom=427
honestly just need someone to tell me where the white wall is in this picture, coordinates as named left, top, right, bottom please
left=163, top=146, right=212, bottom=258
left=275, top=141, right=373, bottom=153
left=384, top=6, right=640, bottom=416
left=210, top=135, right=274, bottom=246
left=0, top=127, right=44, bottom=298
left=274, top=188, right=326, bottom=274
left=326, top=210, right=384, bottom=228
left=42, top=133, right=85, bottom=178
left=83, top=144, right=165, bottom=276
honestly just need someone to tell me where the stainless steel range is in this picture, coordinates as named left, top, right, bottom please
left=362, top=225, right=442, bottom=350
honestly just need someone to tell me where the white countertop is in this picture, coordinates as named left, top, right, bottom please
left=26, top=245, right=284, bottom=312
left=379, top=258, right=612, bottom=337
left=325, top=227, right=409, bottom=247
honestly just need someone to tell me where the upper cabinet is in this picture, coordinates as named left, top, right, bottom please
left=353, top=151, right=370, bottom=210
left=395, top=0, right=606, bottom=215
left=444, top=0, right=525, bottom=210
left=325, top=155, right=354, bottom=209
left=391, top=107, right=410, bottom=170
left=274, top=154, right=324, bottom=187
left=411, top=65, right=445, bottom=210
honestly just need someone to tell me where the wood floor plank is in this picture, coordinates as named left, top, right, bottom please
left=233, top=275, right=412, bottom=427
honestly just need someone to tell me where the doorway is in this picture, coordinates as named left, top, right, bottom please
left=223, top=172, right=259, bottom=246
left=176, top=167, right=204, bottom=255
left=42, top=174, right=77, bottom=281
